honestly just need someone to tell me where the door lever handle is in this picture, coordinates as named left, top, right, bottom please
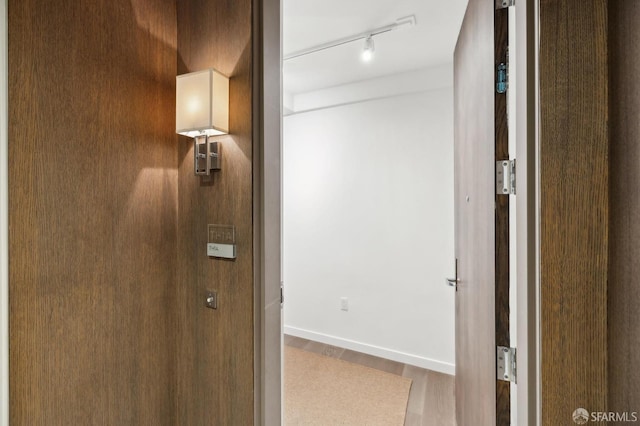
left=445, top=277, right=458, bottom=289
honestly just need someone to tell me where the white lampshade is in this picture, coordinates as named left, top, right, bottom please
left=176, top=68, right=229, bottom=137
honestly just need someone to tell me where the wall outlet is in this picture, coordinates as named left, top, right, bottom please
left=340, top=297, right=349, bottom=311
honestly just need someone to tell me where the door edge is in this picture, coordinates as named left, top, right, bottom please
left=253, top=0, right=283, bottom=423
left=0, top=0, right=9, bottom=423
left=515, top=0, right=540, bottom=424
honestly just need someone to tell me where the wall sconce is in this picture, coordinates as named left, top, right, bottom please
left=176, top=68, right=229, bottom=176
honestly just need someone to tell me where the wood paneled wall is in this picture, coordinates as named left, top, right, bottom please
left=608, top=0, right=640, bottom=417
left=539, top=0, right=609, bottom=423
left=539, top=0, right=640, bottom=422
left=175, top=0, right=254, bottom=424
left=8, top=0, right=178, bottom=424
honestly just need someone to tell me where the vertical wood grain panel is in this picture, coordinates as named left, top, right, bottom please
left=608, top=0, right=640, bottom=418
left=494, top=8, right=511, bottom=425
left=539, top=0, right=608, bottom=423
left=175, top=0, right=254, bottom=424
left=9, top=0, right=178, bottom=424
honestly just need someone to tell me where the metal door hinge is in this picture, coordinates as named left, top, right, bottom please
left=496, top=0, right=515, bottom=9
left=280, top=283, right=284, bottom=305
left=496, top=62, right=508, bottom=93
left=497, top=346, right=517, bottom=383
left=496, top=47, right=510, bottom=94
left=496, top=159, right=516, bottom=195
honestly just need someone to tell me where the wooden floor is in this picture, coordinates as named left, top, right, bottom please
left=284, top=335, right=456, bottom=426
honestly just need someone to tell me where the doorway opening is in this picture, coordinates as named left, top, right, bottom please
left=280, top=0, right=467, bottom=423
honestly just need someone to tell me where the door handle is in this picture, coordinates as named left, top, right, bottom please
left=446, top=259, right=459, bottom=290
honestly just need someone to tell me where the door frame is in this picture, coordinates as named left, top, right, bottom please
left=0, top=0, right=538, bottom=424
left=253, top=0, right=283, bottom=424
left=252, top=0, right=539, bottom=424
left=514, top=0, right=539, bottom=424
left=1, top=0, right=9, bottom=424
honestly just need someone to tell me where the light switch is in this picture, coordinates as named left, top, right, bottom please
left=205, top=291, right=218, bottom=309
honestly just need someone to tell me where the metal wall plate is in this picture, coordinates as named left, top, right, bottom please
left=205, top=291, right=218, bottom=310
left=207, top=243, right=236, bottom=259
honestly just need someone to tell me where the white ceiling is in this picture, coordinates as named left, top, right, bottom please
left=283, top=0, right=469, bottom=95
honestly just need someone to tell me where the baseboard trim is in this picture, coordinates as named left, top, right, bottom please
left=284, top=325, right=455, bottom=376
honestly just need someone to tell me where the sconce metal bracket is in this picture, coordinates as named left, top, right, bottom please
left=194, top=136, right=221, bottom=176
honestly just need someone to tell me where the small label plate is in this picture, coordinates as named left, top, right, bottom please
left=208, top=224, right=236, bottom=259
left=207, top=243, right=236, bottom=259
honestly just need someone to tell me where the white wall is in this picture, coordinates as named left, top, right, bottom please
left=283, top=68, right=455, bottom=374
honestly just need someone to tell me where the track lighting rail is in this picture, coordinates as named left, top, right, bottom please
left=283, top=15, right=416, bottom=61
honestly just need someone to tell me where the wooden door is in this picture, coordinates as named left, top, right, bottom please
left=453, top=0, right=510, bottom=424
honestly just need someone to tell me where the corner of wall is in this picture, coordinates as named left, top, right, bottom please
left=288, top=63, right=454, bottom=114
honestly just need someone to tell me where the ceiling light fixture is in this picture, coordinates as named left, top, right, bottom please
left=361, top=36, right=375, bottom=62
left=283, top=15, right=416, bottom=61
